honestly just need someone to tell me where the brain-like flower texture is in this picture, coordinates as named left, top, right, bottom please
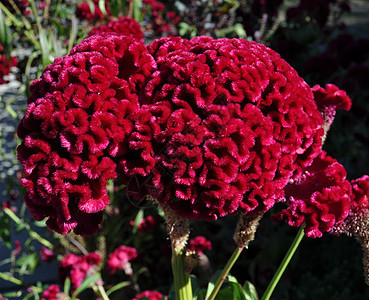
left=273, top=151, right=352, bottom=238
left=17, top=34, right=324, bottom=235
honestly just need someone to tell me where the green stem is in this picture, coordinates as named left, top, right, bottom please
left=96, top=282, right=110, bottom=300
left=206, top=247, right=243, bottom=300
left=172, top=249, right=193, bottom=300
left=4, top=208, right=53, bottom=249
left=261, top=224, right=305, bottom=300
left=0, top=272, right=43, bottom=293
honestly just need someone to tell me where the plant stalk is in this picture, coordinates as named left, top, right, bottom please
left=172, top=249, right=193, bottom=300
left=206, top=246, right=243, bottom=300
left=261, top=224, right=305, bottom=300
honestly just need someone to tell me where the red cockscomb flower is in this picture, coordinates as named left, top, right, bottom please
left=312, top=83, right=351, bottom=138
left=107, top=245, right=137, bottom=275
left=88, top=17, right=144, bottom=42
left=124, top=36, right=323, bottom=221
left=188, top=236, right=212, bottom=255
left=273, top=151, right=352, bottom=238
left=17, top=34, right=156, bottom=235
left=18, top=34, right=324, bottom=234
left=59, top=252, right=101, bottom=289
left=133, top=290, right=164, bottom=300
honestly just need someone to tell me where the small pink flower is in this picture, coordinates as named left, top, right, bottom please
left=133, top=290, right=164, bottom=300
left=59, top=252, right=101, bottom=289
left=188, top=236, right=212, bottom=255
left=107, top=245, right=137, bottom=275
left=12, top=240, right=21, bottom=256
left=41, top=284, right=61, bottom=300
left=40, top=246, right=55, bottom=262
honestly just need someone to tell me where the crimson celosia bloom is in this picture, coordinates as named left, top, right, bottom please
left=41, top=284, right=61, bottom=300
left=273, top=151, right=352, bottom=238
left=330, top=175, right=369, bottom=238
left=59, top=252, right=101, bottom=289
left=76, top=0, right=110, bottom=22
left=312, top=83, right=351, bottom=138
left=88, top=17, right=144, bottom=42
left=188, top=236, right=212, bottom=255
left=17, top=34, right=156, bottom=235
left=107, top=245, right=137, bottom=275
left=18, top=34, right=324, bottom=234
left=133, top=290, right=164, bottom=300
left=126, top=36, right=323, bottom=220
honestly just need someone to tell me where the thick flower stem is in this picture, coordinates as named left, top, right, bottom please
left=172, top=249, right=193, bottom=300
left=158, top=203, right=192, bottom=300
left=261, top=224, right=305, bottom=300
left=206, top=246, right=243, bottom=300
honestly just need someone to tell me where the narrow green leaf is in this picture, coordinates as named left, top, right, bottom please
left=132, top=0, right=143, bottom=21
left=243, top=281, right=259, bottom=300
left=64, top=277, right=71, bottom=295
left=86, top=0, right=95, bottom=15
left=98, top=0, right=107, bottom=16
left=132, top=209, right=144, bottom=234
left=106, top=281, right=131, bottom=296
left=67, top=15, right=79, bottom=54
left=5, top=103, right=18, bottom=119
left=72, top=273, right=101, bottom=299
left=205, top=269, right=223, bottom=299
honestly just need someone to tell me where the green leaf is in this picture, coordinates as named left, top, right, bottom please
left=243, top=281, right=258, bottom=300
left=98, top=0, right=108, bottom=16
left=64, top=277, right=71, bottom=295
left=16, top=253, right=40, bottom=275
left=132, top=209, right=144, bottom=234
left=0, top=211, right=11, bottom=248
left=86, top=0, right=95, bottom=16
left=106, top=281, right=131, bottom=296
left=67, top=15, right=79, bottom=54
left=132, top=0, right=143, bottom=21
left=71, top=273, right=101, bottom=299
left=217, top=282, right=247, bottom=300
left=0, top=8, right=13, bottom=58
left=205, top=269, right=223, bottom=299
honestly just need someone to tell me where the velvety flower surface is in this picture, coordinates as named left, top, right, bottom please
left=312, top=83, right=351, bottom=137
left=41, top=284, right=61, bottom=300
left=59, top=252, right=101, bottom=289
left=273, top=151, right=352, bottom=238
left=133, top=290, right=164, bottom=300
left=107, top=245, right=137, bottom=275
left=188, top=236, right=212, bottom=255
left=88, top=17, right=144, bottom=42
left=18, top=34, right=324, bottom=233
left=17, top=34, right=156, bottom=235
left=126, top=36, right=323, bottom=221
